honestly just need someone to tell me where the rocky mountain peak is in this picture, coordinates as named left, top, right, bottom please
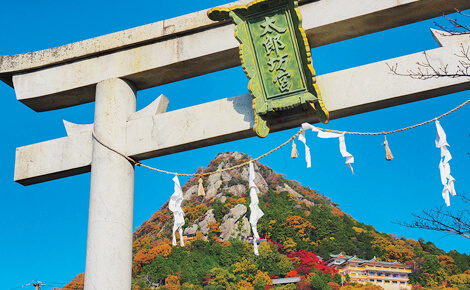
left=134, top=151, right=327, bottom=243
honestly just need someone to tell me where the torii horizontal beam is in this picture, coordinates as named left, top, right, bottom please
left=2, top=0, right=469, bottom=112
left=14, top=40, right=470, bottom=185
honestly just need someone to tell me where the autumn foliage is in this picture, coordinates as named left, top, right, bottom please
left=133, top=241, right=172, bottom=274
left=283, top=216, right=315, bottom=238
left=287, top=250, right=338, bottom=276
left=62, top=152, right=470, bottom=289
left=60, top=273, right=84, bottom=290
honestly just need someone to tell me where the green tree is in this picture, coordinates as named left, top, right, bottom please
left=233, top=258, right=258, bottom=283
left=253, top=278, right=266, bottom=290
left=207, top=267, right=237, bottom=289
left=311, top=274, right=331, bottom=290
left=282, top=237, right=297, bottom=253
left=141, top=255, right=177, bottom=283
left=423, top=255, right=440, bottom=274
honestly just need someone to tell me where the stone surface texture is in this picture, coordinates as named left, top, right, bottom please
left=197, top=209, right=217, bottom=235
left=431, top=28, right=468, bottom=47
left=183, top=224, right=198, bottom=236
left=3, top=0, right=469, bottom=111
left=220, top=204, right=249, bottom=241
left=183, top=185, right=198, bottom=200
left=13, top=39, right=470, bottom=185
left=84, top=78, right=136, bottom=290
left=228, top=184, right=247, bottom=196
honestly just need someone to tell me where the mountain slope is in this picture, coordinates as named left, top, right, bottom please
left=134, top=152, right=390, bottom=260
left=61, top=152, right=470, bottom=289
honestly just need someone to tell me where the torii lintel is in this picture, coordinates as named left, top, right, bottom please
left=0, top=0, right=468, bottom=112
left=13, top=40, right=470, bottom=185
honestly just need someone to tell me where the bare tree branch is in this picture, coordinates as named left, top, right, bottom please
left=435, top=9, right=470, bottom=34
left=387, top=47, right=470, bottom=79
left=395, top=200, right=470, bottom=240
left=388, top=10, right=470, bottom=79
left=458, top=191, right=470, bottom=204
left=390, top=11, right=470, bottom=240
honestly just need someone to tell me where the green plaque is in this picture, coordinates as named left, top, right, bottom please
left=208, top=0, right=329, bottom=137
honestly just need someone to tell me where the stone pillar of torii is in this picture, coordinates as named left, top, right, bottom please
left=1, top=0, right=469, bottom=289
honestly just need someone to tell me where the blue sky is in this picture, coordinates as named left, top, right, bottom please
left=1, top=1, right=469, bottom=289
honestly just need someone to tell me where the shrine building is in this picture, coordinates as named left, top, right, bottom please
left=326, top=253, right=412, bottom=289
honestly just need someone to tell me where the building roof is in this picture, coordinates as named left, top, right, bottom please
left=328, top=253, right=410, bottom=268
left=272, top=277, right=301, bottom=285
left=329, top=252, right=352, bottom=259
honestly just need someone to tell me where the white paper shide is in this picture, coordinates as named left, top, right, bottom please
left=249, top=161, right=264, bottom=255
left=299, top=123, right=354, bottom=173
left=435, top=120, right=456, bottom=206
left=169, top=175, right=185, bottom=246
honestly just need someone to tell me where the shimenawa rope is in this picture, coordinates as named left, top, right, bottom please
left=91, top=98, right=470, bottom=177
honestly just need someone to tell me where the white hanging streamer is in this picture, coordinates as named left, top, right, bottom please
left=249, top=161, right=264, bottom=256
left=169, top=176, right=185, bottom=246
left=298, top=123, right=354, bottom=174
left=435, top=120, right=456, bottom=206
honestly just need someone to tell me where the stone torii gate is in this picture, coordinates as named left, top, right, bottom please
left=1, top=0, right=470, bottom=289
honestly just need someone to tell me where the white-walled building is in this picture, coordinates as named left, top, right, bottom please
left=326, top=253, right=412, bottom=290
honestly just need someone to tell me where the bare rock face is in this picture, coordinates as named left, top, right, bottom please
left=198, top=209, right=217, bottom=235
left=255, top=171, right=269, bottom=192
left=183, top=224, right=198, bottom=236
left=228, top=184, right=246, bottom=196
left=208, top=172, right=222, bottom=185
left=276, top=184, right=314, bottom=207
left=238, top=217, right=251, bottom=239
left=217, top=151, right=244, bottom=161
left=241, top=167, right=249, bottom=181
left=301, top=199, right=315, bottom=207
left=220, top=204, right=248, bottom=241
left=205, top=180, right=222, bottom=199
left=240, top=164, right=268, bottom=192
left=223, top=216, right=250, bottom=241
left=277, top=184, right=303, bottom=200
left=232, top=152, right=244, bottom=160
left=183, top=185, right=197, bottom=200
left=215, top=158, right=235, bottom=182
left=221, top=171, right=232, bottom=182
